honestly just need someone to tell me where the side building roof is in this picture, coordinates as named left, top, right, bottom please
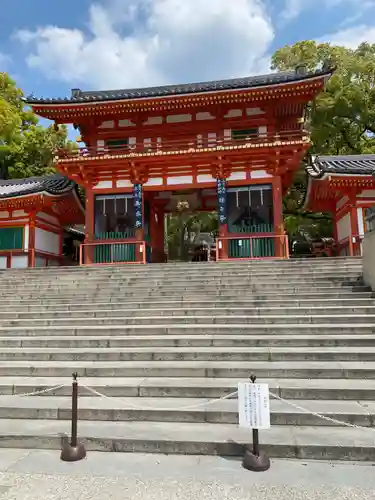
left=306, top=154, right=375, bottom=178
left=304, top=154, right=375, bottom=211
left=0, top=174, right=79, bottom=199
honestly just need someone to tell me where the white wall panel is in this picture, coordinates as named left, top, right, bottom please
left=0, top=256, right=7, bottom=269
left=357, top=208, right=365, bottom=236
left=11, top=256, right=28, bottom=269
left=0, top=212, right=8, bottom=219
left=37, top=212, right=59, bottom=225
left=35, top=257, right=47, bottom=267
left=337, top=213, right=351, bottom=241
left=35, top=228, right=60, bottom=255
left=167, top=176, right=193, bottom=185
left=24, top=224, right=29, bottom=251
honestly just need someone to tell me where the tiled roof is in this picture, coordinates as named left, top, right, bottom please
left=306, top=154, right=375, bottom=178
left=25, top=67, right=333, bottom=105
left=0, top=174, right=76, bottom=199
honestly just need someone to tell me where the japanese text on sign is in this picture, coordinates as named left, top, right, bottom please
left=238, top=382, right=271, bottom=430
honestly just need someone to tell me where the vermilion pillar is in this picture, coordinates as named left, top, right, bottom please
left=272, top=176, right=285, bottom=258
left=28, top=213, right=36, bottom=267
left=84, top=186, right=95, bottom=265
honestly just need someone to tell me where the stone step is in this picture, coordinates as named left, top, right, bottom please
left=0, top=282, right=367, bottom=297
left=0, top=360, right=371, bottom=378
left=0, top=258, right=361, bottom=275
left=1, top=334, right=375, bottom=348
left=2, top=305, right=375, bottom=320
left=0, top=323, right=372, bottom=337
left=0, top=289, right=371, bottom=305
left=2, top=376, right=374, bottom=400
left=0, top=273, right=363, bottom=288
left=0, top=396, right=372, bottom=428
left=0, top=346, right=374, bottom=362
left=0, top=273, right=362, bottom=287
left=2, top=297, right=374, bottom=312
left=0, top=419, right=371, bottom=460
left=1, top=314, right=374, bottom=327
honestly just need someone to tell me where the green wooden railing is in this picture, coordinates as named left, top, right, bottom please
left=228, top=223, right=275, bottom=258
left=94, top=231, right=136, bottom=263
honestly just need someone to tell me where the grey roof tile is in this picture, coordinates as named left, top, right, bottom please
left=26, top=68, right=333, bottom=105
left=307, top=154, right=375, bottom=178
left=0, top=174, right=76, bottom=199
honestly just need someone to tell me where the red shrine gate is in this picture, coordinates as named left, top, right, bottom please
left=27, top=66, right=332, bottom=264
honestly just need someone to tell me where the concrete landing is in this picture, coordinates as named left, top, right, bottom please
left=0, top=451, right=373, bottom=499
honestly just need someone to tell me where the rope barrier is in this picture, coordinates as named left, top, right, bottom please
left=2, top=382, right=375, bottom=435
left=80, top=384, right=239, bottom=411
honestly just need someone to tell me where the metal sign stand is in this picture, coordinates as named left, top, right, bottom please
left=241, top=375, right=271, bottom=472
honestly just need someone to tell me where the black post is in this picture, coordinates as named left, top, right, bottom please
left=60, top=373, right=87, bottom=462
left=242, top=374, right=270, bottom=472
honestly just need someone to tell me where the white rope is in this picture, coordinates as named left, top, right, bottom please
left=80, top=384, right=238, bottom=411
left=268, top=390, right=375, bottom=433
left=6, top=384, right=67, bottom=398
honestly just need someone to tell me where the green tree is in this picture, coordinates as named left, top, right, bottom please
left=0, top=72, right=73, bottom=180
left=271, top=41, right=375, bottom=241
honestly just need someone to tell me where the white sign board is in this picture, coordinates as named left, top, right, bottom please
left=238, top=382, right=271, bottom=429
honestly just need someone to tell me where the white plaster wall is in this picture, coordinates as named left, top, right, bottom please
left=37, top=212, right=59, bottom=225
left=13, top=210, right=27, bottom=217
left=0, top=212, right=9, bottom=219
left=11, top=256, right=28, bottom=269
left=144, top=178, right=163, bottom=187
left=116, top=180, right=132, bottom=188
left=167, top=176, right=193, bottom=185
left=357, top=208, right=365, bottom=237
left=35, top=228, right=60, bottom=255
left=336, top=196, right=349, bottom=211
left=359, top=190, right=375, bottom=198
left=337, top=213, right=351, bottom=241
left=166, top=114, right=192, bottom=123
left=363, top=230, right=375, bottom=289
left=35, top=256, right=47, bottom=267
left=258, top=126, right=267, bottom=137
left=196, top=112, right=215, bottom=120
left=0, top=256, right=7, bottom=269
left=24, top=224, right=29, bottom=251
left=94, top=181, right=112, bottom=189
left=251, top=170, right=272, bottom=179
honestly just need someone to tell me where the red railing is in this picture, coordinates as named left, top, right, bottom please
left=57, top=130, right=309, bottom=161
left=0, top=249, right=68, bottom=268
left=337, top=235, right=363, bottom=257
left=216, top=234, right=289, bottom=261
left=79, top=240, right=147, bottom=266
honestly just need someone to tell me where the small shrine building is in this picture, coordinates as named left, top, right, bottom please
left=26, top=66, right=332, bottom=264
left=0, top=175, right=84, bottom=269
left=305, top=154, right=375, bottom=256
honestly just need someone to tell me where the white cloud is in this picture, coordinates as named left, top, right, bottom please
left=15, top=0, right=274, bottom=90
left=321, top=24, right=375, bottom=48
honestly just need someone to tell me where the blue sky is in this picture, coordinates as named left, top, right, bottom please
left=2, top=0, right=375, bottom=103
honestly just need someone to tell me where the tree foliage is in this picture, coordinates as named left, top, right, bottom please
left=0, top=72, right=73, bottom=180
left=271, top=40, right=375, bottom=240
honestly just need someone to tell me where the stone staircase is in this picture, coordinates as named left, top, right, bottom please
left=0, top=257, right=374, bottom=461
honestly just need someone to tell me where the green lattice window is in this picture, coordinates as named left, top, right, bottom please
left=0, top=227, right=24, bottom=251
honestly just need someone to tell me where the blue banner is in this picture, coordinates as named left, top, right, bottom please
left=133, top=183, right=143, bottom=229
left=216, top=179, right=227, bottom=225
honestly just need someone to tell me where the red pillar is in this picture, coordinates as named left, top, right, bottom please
left=84, top=186, right=95, bottom=264
left=272, top=175, right=285, bottom=258
left=28, top=213, right=36, bottom=268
